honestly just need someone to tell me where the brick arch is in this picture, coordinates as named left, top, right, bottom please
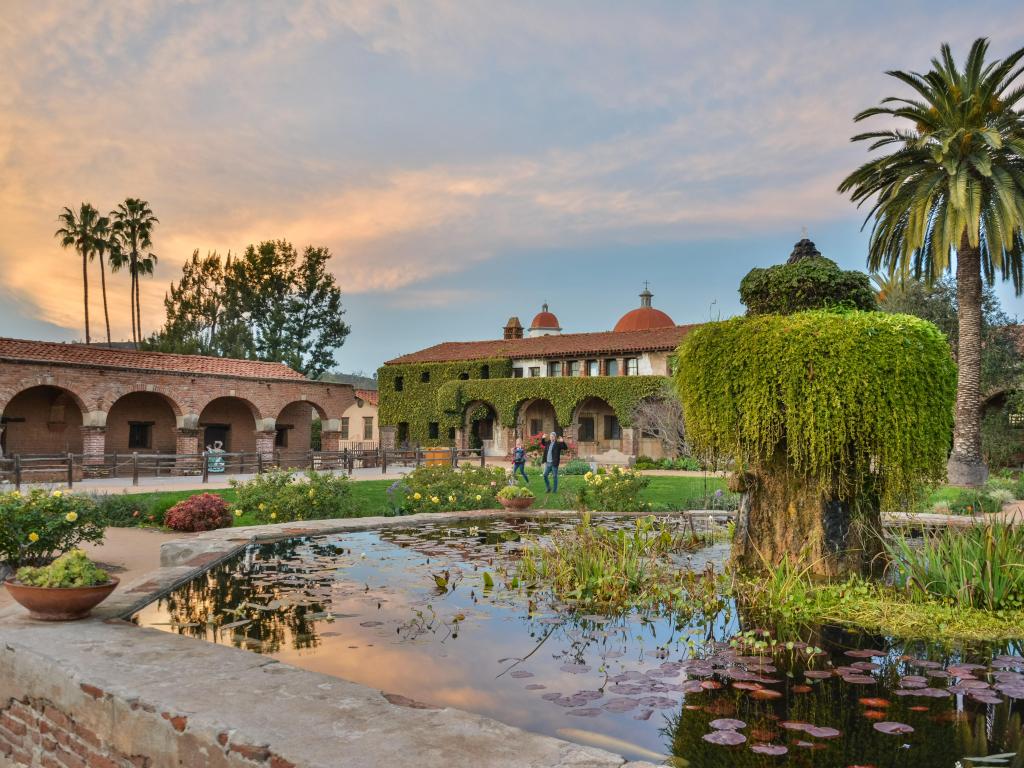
left=276, top=398, right=328, bottom=421
left=195, top=393, right=266, bottom=422
left=101, top=384, right=185, bottom=418
left=0, top=376, right=91, bottom=416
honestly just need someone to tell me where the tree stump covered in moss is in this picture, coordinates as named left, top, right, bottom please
left=676, top=310, right=955, bottom=576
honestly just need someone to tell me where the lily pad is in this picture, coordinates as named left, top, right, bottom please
left=750, top=744, right=788, bottom=756
left=703, top=730, right=747, bottom=746
left=874, top=721, right=914, bottom=735
left=709, top=718, right=746, bottom=730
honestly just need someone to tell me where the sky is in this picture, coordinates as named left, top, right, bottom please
left=2, top=1, right=1023, bottom=375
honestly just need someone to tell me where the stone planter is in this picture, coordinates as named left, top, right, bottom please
left=498, top=496, right=535, bottom=511
left=3, top=578, right=119, bottom=621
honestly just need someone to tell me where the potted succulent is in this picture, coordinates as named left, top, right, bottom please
left=4, top=549, right=118, bottom=621
left=497, top=484, right=536, bottom=511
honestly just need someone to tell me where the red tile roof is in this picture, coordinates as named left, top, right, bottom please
left=0, top=337, right=308, bottom=380
left=386, top=324, right=698, bottom=365
left=355, top=389, right=379, bottom=406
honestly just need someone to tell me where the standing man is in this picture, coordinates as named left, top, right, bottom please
left=541, top=431, right=566, bottom=493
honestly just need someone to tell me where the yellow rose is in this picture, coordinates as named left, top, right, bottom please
left=594, top=476, right=603, bottom=486
left=432, top=496, right=440, bottom=504
left=413, top=492, right=422, bottom=500
left=11, top=490, right=20, bottom=498
left=475, top=495, right=482, bottom=502
left=52, top=490, right=63, bottom=498
left=584, top=471, right=593, bottom=480
left=65, top=511, right=78, bottom=523
left=448, top=495, right=456, bottom=503
left=270, top=512, right=277, bottom=519
left=28, top=532, right=39, bottom=543
left=308, top=489, right=315, bottom=498
left=234, top=509, right=243, bottom=517
left=258, top=503, right=266, bottom=511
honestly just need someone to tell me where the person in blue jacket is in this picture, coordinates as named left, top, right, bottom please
left=511, top=438, right=529, bottom=482
left=540, top=432, right=567, bottom=493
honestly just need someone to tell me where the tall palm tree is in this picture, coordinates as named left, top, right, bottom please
left=92, top=214, right=115, bottom=346
left=870, top=269, right=908, bottom=302
left=55, top=203, right=105, bottom=345
left=839, top=38, right=1024, bottom=487
left=110, top=198, right=159, bottom=348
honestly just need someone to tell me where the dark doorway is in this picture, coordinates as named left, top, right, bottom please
left=203, top=424, right=230, bottom=450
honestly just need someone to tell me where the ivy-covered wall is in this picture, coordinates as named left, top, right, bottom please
left=378, top=357, right=667, bottom=444
left=436, top=376, right=667, bottom=430
left=377, top=358, right=512, bottom=444
left=674, top=309, right=956, bottom=509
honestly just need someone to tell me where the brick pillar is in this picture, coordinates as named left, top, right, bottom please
left=454, top=427, right=467, bottom=449
left=175, top=428, right=201, bottom=475
left=500, top=426, right=516, bottom=459
left=380, top=425, right=397, bottom=450
left=621, top=427, right=638, bottom=459
left=80, top=426, right=106, bottom=465
left=255, top=431, right=276, bottom=462
left=321, top=430, right=342, bottom=452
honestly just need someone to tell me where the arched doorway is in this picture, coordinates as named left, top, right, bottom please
left=1, top=386, right=86, bottom=456
left=464, top=400, right=504, bottom=456
left=107, top=391, right=181, bottom=454
left=276, top=400, right=325, bottom=461
left=198, top=397, right=259, bottom=454
left=517, top=398, right=560, bottom=440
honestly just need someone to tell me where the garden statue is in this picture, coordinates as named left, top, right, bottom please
left=207, top=441, right=226, bottom=474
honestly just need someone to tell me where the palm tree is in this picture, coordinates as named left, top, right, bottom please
left=839, top=38, right=1024, bottom=487
left=55, top=203, right=105, bottom=345
left=92, top=214, right=115, bottom=346
left=110, top=198, right=159, bottom=348
left=870, top=269, right=908, bottom=302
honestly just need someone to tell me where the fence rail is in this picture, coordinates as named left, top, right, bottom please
left=0, top=445, right=489, bottom=490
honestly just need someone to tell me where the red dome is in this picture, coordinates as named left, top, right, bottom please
left=530, top=303, right=560, bottom=330
left=613, top=307, right=675, bottom=332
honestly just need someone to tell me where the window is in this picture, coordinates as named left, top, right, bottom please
left=128, top=422, right=152, bottom=450
left=394, top=376, right=404, bottom=392
left=548, top=361, right=562, bottom=377
left=567, top=360, right=581, bottom=377
left=428, top=422, right=440, bottom=439
left=513, top=367, right=524, bottom=378
left=363, top=417, right=374, bottom=440
left=275, top=427, right=289, bottom=448
left=530, top=418, right=543, bottom=436
left=586, top=359, right=599, bottom=377
left=397, top=422, right=409, bottom=444
left=605, top=359, right=619, bottom=377
left=340, top=417, right=349, bottom=439
left=481, top=365, right=490, bottom=379
left=604, top=415, right=621, bottom=440
left=625, top=357, right=639, bottom=376
left=477, top=419, right=493, bottom=440
left=578, top=417, right=595, bottom=442
left=420, top=371, right=430, bottom=383
left=529, top=366, right=541, bottom=378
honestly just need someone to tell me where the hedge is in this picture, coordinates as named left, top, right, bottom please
left=674, top=309, right=956, bottom=509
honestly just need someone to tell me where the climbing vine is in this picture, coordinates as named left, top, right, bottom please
left=674, top=310, right=956, bottom=510
left=376, top=358, right=512, bottom=444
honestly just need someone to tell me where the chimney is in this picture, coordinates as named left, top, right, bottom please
left=504, top=316, right=523, bottom=340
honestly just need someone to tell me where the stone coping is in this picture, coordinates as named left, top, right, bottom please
left=0, top=510, right=671, bottom=768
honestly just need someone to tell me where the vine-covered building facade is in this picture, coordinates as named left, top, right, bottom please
left=378, top=290, right=695, bottom=462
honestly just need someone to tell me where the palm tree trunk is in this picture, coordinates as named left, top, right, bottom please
left=135, top=271, right=142, bottom=347
left=99, top=253, right=111, bottom=346
left=129, top=275, right=137, bottom=347
left=82, top=252, right=91, bottom=344
left=947, top=231, right=988, bottom=487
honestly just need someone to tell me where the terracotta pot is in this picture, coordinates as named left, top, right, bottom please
left=499, top=496, right=535, bottom=511
left=3, top=577, right=119, bottom=621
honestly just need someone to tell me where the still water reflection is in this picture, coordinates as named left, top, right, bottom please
left=132, top=517, right=1024, bottom=766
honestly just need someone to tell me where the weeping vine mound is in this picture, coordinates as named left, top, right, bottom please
left=674, top=310, right=956, bottom=574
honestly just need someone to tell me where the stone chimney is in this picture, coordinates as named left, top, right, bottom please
left=504, top=316, right=523, bottom=340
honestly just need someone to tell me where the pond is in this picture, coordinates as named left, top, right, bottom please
left=132, top=516, right=1024, bottom=767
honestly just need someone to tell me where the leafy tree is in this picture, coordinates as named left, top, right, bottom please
left=739, top=244, right=877, bottom=315
left=110, top=199, right=159, bottom=348
left=149, top=240, right=350, bottom=377
left=838, top=38, right=1024, bottom=486
left=54, top=203, right=106, bottom=345
left=629, top=383, right=689, bottom=458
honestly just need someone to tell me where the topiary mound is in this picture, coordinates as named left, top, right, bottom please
left=675, top=310, right=956, bottom=574
left=739, top=255, right=877, bottom=315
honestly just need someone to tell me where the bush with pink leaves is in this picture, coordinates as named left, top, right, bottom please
left=164, top=493, right=232, bottom=532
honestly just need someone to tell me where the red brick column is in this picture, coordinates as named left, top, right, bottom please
left=320, top=430, right=342, bottom=452
left=175, top=428, right=201, bottom=475
left=255, top=430, right=276, bottom=462
left=80, top=426, right=106, bottom=465
left=621, top=426, right=638, bottom=459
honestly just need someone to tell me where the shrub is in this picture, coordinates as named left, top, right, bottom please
left=399, top=464, right=506, bottom=514
left=575, top=467, right=650, bottom=512
left=634, top=455, right=702, bottom=471
left=739, top=255, right=877, bottom=315
left=497, top=484, right=535, bottom=500
left=164, top=493, right=233, bottom=532
left=231, top=469, right=356, bottom=523
left=560, top=459, right=592, bottom=475
left=0, top=490, right=105, bottom=568
left=15, top=549, right=109, bottom=588
left=93, top=494, right=162, bottom=527
left=885, top=522, right=1024, bottom=611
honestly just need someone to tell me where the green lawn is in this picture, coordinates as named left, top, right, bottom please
left=108, top=473, right=728, bottom=526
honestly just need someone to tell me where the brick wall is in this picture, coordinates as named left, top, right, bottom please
left=105, top=392, right=178, bottom=454
left=2, top=387, right=84, bottom=455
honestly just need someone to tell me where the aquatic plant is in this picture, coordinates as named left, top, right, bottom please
left=885, top=522, right=1024, bottom=611
left=517, top=514, right=713, bottom=613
